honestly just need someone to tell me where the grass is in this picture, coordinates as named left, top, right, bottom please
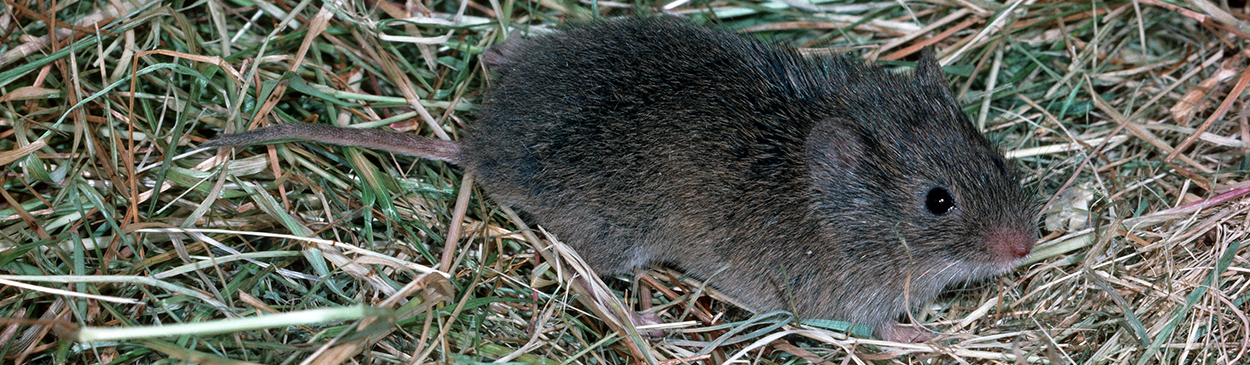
left=1, top=0, right=1248, bottom=363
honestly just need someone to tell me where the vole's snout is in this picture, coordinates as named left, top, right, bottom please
left=986, top=227, right=1035, bottom=263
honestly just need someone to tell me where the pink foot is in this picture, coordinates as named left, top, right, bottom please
left=573, top=277, right=665, bottom=338
left=877, top=322, right=933, bottom=343
left=629, top=311, right=665, bottom=339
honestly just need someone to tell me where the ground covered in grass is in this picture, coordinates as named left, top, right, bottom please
left=0, top=0, right=1247, bottom=363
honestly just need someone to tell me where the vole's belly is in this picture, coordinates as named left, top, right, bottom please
left=479, top=169, right=912, bottom=334
left=504, top=197, right=728, bottom=275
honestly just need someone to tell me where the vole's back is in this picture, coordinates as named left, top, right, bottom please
left=468, top=18, right=825, bottom=273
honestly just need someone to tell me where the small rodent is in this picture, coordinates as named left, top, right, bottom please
left=204, top=17, right=1038, bottom=343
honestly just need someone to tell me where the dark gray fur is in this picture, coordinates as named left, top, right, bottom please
left=206, top=17, right=1038, bottom=342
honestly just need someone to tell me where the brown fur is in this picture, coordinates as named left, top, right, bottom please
left=205, top=18, right=1038, bottom=342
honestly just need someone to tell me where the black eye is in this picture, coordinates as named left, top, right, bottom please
left=925, top=187, right=956, bottom=216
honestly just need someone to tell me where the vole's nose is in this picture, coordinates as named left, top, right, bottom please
left=987, top=227, right=1035, bottom=262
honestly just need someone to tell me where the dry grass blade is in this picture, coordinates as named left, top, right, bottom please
left=0, top=0, right=1246, bottom=364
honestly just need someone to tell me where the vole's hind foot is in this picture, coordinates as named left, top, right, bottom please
left=629, top=311, right=665, bottom=339
left=572, top=276, right=666, bottom=338
left=876, top=322, right=933, bottom=343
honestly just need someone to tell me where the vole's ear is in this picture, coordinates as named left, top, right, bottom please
left=806, top=118, right=863, bottom=173
left=914, top=47, right=948, bottom=87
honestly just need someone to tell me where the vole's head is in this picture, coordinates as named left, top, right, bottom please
left=804, top=50, right=1037, bottom=284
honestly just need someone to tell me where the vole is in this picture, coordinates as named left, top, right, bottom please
left=203, top=17, right=1038, bottom=343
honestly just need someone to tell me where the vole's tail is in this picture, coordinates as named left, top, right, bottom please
left=203, top=123, right=461, bottom=164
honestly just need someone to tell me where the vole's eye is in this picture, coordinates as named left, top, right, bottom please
left=925, top=187, right=956, bottom=216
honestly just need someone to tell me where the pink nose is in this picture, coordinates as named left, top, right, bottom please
left=987, top=227, right=1035, bottom=262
